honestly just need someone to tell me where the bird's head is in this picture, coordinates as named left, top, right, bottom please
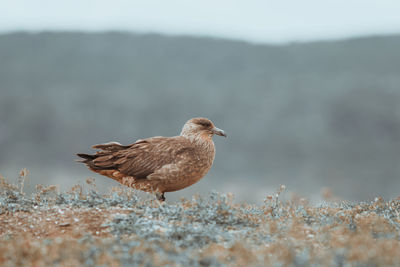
left=180, top=117, right=227, bottom=140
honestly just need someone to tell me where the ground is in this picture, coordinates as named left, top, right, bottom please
left=1, top=172, right=400, bottom=266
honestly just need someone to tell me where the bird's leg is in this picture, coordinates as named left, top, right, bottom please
left=156, top=192, right=166, bottom=202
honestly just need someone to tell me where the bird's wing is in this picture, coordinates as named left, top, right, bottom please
left=92, top=136, right=194, bottom=179
left=92, top=142, right=130, bottom=151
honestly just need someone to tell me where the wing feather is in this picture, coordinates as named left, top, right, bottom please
left=92, top=142, right=130, bottom=151
left=90, top=136, right=193, bottom=179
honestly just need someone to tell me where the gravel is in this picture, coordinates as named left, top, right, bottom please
left=1, top=176, right=400, bottom=266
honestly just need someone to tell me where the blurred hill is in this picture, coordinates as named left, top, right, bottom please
left=0, top=32, right=399, bottom=201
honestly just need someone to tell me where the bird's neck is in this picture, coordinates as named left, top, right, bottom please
left=181, top=132, right=216, bottom=168
left=182, top=132, right=215, bottom=152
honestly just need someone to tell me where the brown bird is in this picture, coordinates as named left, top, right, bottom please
left=76, top=118, right=226, bottom=201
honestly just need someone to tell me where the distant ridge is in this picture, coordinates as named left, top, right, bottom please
left=1, top=30, right=400, bottom=46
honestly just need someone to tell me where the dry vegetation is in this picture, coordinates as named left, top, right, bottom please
left=1, top=171, right=400, bottom=266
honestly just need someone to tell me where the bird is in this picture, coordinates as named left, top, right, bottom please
left=76, top=117, right=226, bottom=201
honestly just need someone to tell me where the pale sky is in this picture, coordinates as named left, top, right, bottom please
left=2, top=0, right=400, bottom=43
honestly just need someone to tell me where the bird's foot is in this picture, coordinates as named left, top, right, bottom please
left=156, top=193, right=166, bottom=202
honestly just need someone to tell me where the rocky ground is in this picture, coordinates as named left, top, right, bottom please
left=1, top=172, right=400, bottom=266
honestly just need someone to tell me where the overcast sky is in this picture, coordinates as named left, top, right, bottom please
left=3, top=0, right=400, bottom=43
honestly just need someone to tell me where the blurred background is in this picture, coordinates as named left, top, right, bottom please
left=1, top=1, right=400, bottom=202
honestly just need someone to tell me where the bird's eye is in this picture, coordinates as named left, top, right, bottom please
left=199, top=121, right=211, bottom=127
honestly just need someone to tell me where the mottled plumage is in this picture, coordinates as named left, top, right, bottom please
left=76, top=118, right=226, bottom=201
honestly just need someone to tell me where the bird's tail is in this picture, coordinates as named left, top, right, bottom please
left=76, top=153, right=96, bottom=163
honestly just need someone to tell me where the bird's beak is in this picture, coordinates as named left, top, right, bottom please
left=212, top=127, right=227, bottom=137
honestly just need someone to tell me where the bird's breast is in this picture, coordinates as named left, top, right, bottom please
left=159, top=140, right=215, bottom=192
